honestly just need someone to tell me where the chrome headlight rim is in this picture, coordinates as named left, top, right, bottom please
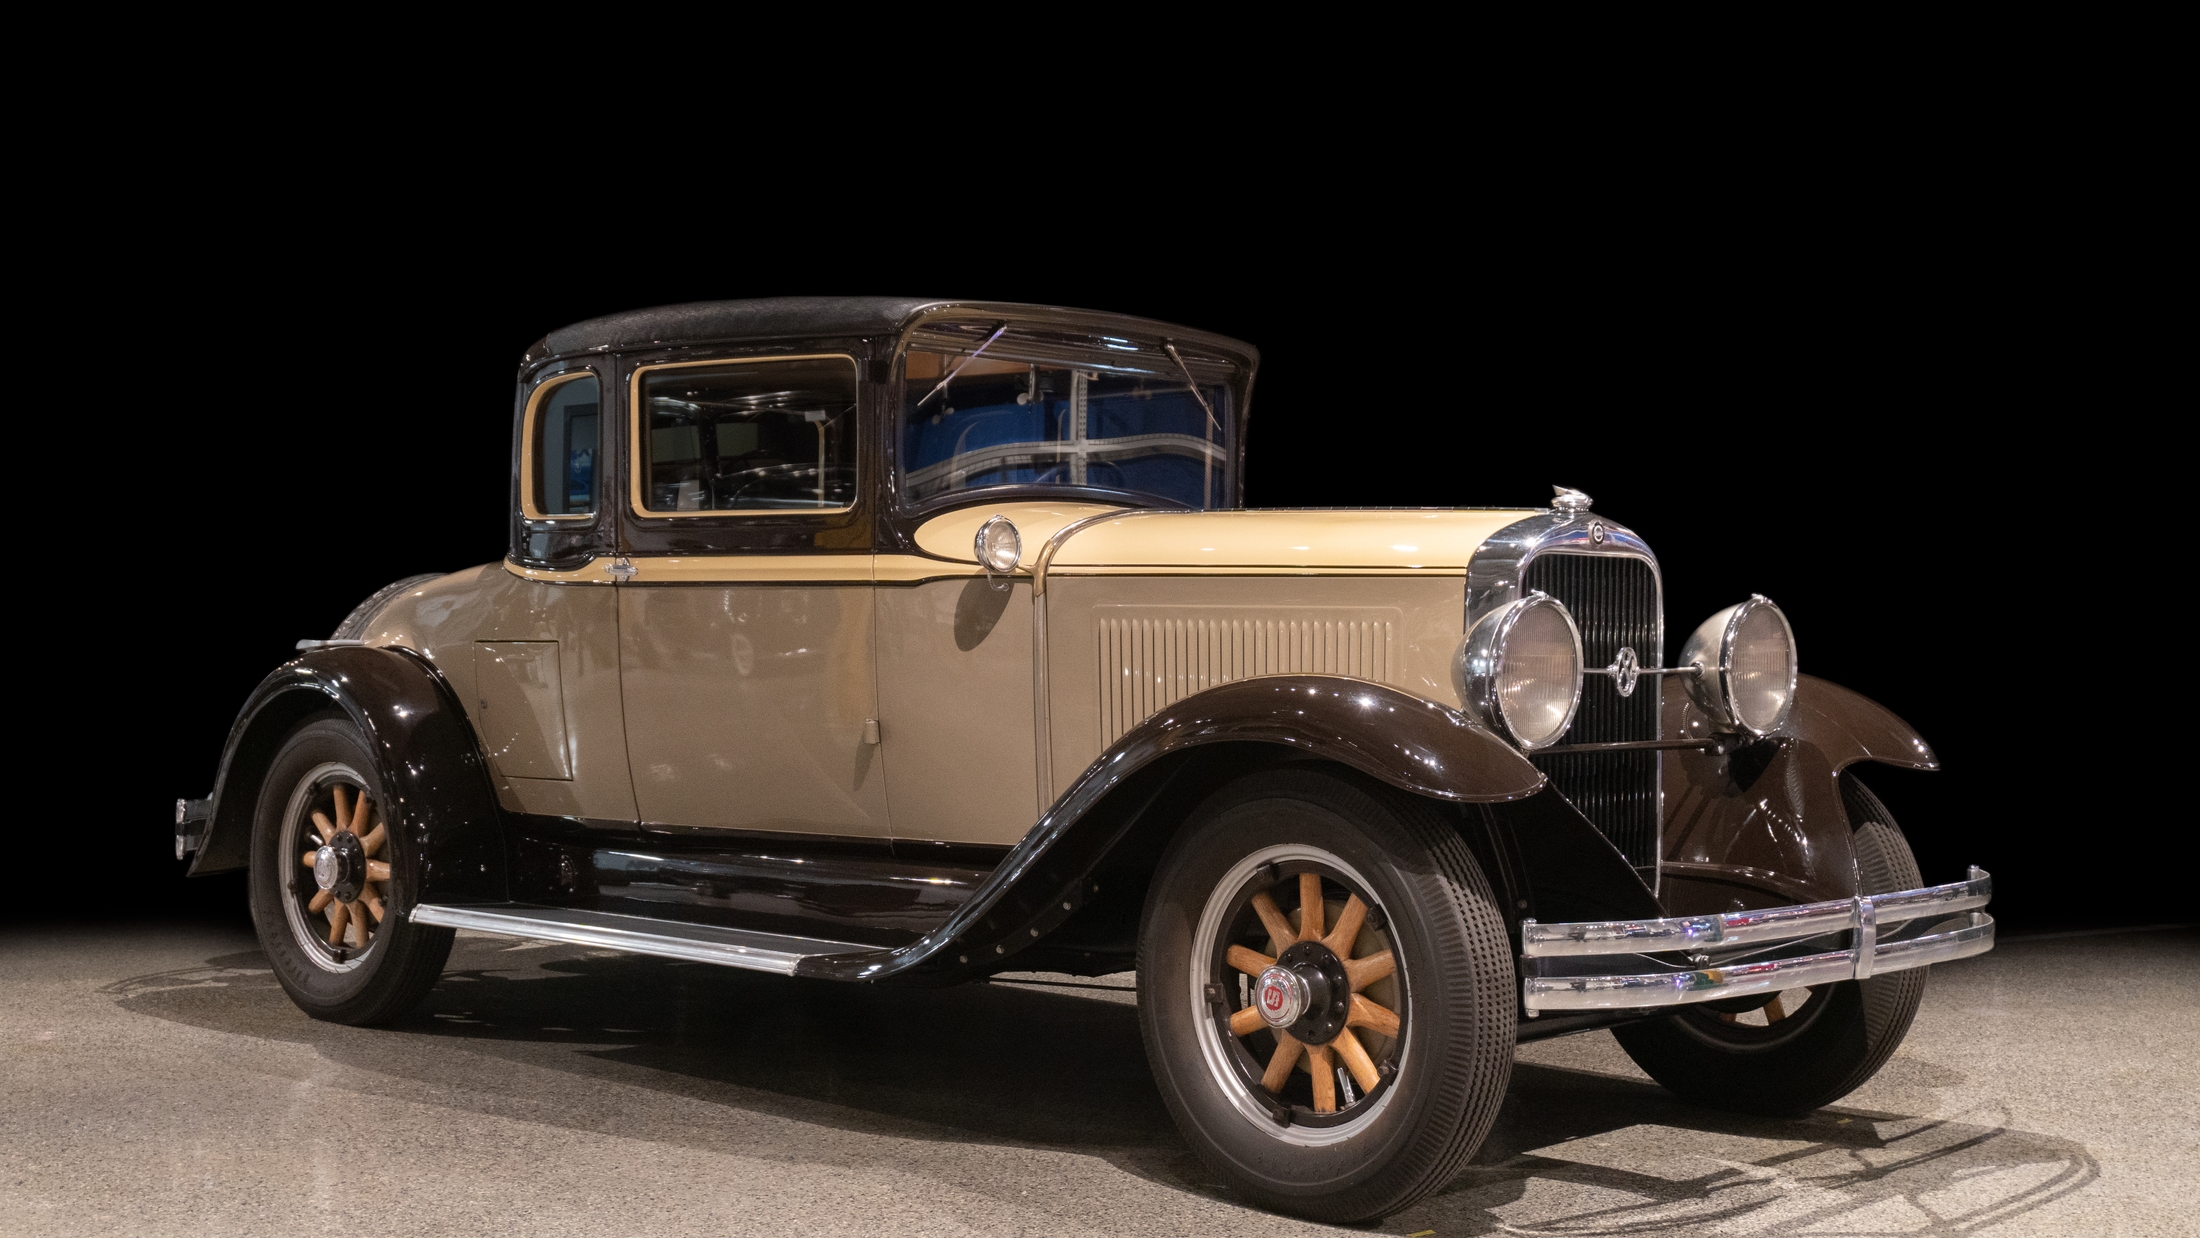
left=1685, top=593, right=1798, bottom=738
left=1457, top=591, right=1584, bottom=751
left=973, top=514, right=1022, bottom=574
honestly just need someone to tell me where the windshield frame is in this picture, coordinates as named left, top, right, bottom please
left=888, top=308, right=1257, bottom=519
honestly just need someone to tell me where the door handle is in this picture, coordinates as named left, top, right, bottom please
left=607, top=557, right=638, bottom=580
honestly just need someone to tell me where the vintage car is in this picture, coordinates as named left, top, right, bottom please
left=177, top=297, right=1994, bottom=1222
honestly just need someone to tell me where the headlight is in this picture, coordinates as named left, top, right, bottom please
left=1680, top=594, right=1797, bottom=737
left=1457, top=592, right=1583, bottom=749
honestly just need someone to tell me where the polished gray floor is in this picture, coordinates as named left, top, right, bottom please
left=3, top=921, right=2192, bottom=1236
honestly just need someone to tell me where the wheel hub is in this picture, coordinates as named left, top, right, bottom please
left=1272, top=940, right=1352, bottom=1045
left=315, top=832, right=366, bottom=902
left=1255, top=966, right=1308, bottom=1028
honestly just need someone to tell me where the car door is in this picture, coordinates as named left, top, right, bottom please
left=614, top=351, right=888, bottom=840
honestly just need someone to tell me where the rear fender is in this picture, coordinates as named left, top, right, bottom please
left=188, top=645, right=507, bottom=906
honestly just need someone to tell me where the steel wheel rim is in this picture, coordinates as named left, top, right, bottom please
left=278, top=761, right=390, bottom=974
left=1190, top=843, right=1410, bottom=1147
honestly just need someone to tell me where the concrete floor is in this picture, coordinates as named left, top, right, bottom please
left=2, top=923, right=2192, bottom=1237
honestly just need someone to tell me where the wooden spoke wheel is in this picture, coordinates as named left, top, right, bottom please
left=279, top=763, right=390, bottom=971
left=1704, top=984, right=1821, bottom=1027
left=251, top=716, right=452, bottom=1025
left=1201, top=850, right=1408, bottom=1131
left=1140, top=768, right=1515, bottom=1223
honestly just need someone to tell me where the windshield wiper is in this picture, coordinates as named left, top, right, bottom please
left=915, top=322, right=1010, bottom=409
left=1164, top=342, right=1222, bottom=434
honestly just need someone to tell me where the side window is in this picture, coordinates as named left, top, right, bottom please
left=527, top=375, right=601, bottom=517
left=635, top=357, right=857, bottom=513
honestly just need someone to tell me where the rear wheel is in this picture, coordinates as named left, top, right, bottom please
left=1138, top=768, right=1513, bottom=1223
left=1613, top=771, right=1927, bottom=1114
left=249, top=716, right=452, bottom=1025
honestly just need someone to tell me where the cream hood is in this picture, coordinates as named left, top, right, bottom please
left=914, top=504, right=1537, bottom=575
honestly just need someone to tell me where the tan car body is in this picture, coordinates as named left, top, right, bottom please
left=360, top=505, right=1525, bottom=848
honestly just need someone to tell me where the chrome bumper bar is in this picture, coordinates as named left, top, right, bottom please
left=1520, top=867, right=1994, bottom=1013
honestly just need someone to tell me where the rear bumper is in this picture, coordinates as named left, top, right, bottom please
left=1520, top=867, right=1994, bottom=1013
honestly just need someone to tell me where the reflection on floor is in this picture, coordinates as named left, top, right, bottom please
left=2, top=923, right=2190, bottom=1236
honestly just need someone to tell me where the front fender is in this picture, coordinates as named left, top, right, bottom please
left=1080, top=674, right=1547, bottom=806
left=1660, top=675, right=1935, bottom=915
left=1785, top=674, right=1937, bottom=773
left=798, top=675, right=1543, bottom=982
left=189, top=646, right=507, bottom=906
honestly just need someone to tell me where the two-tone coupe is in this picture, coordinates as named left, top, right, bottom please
left=179, top=298, right=1993, bottom=1222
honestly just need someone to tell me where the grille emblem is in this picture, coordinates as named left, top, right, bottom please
left=1611, top=646, right=1640, bottom=697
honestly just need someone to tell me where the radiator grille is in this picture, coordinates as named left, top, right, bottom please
left=1525, top=553, right=1662, bottom=875
left=1098, top=616, right=1395, bottom=745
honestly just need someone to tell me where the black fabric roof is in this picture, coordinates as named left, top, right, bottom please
left=543, top=297, right=944, bottom=357
left=532, top=297, right=1258, bottom=371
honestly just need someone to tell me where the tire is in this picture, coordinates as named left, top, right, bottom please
left=332, top=573, right=443, bottom=640
left=1137, top=767, right=1514, bottom=1223
left=1612, top=771, right=1928, bottom=1115
left=249, top=716, right=453, bottom=1025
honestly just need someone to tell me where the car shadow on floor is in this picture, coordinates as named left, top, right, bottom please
left=1391, top=1061, right=2100, bottom=1236
left=107, top=938, right=2098, bottom=1234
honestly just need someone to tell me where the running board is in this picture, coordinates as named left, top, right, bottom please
left=409, top=904, right=873, bottom=976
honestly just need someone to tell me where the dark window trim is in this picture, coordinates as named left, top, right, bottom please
left=509, top=360, right=615, bottom=571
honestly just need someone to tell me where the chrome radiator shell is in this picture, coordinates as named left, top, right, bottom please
left=1466, top=507, right=1664, bottom=886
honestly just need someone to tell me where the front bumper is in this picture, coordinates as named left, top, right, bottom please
left=1520, top=867, right=1994, bottom=1013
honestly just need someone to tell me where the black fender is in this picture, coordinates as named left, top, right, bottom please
left=188, top=645, right=507, bottom=907
left=1661, top=674, right=1936, bottom=914
left=797, top=674, right=1544, bottom=982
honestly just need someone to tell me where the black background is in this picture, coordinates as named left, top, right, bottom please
left=13, top=188, right=2174, bottom=935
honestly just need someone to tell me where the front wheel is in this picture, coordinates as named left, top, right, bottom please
left=249, top=716, right=453, bottom=1025
left=1612, top=771, right=1928, bottom=1114
left=1137, top=768, right=1515, bottom=1223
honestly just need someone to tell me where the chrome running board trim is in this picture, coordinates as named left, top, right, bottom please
left=410, top=904, right=873, bottom=976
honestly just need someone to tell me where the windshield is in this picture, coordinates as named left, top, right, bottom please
left=898, top=320, right=1241, bottom=510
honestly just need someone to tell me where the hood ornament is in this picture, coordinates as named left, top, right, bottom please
left=1552, top=485, right=1593, bottom=515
